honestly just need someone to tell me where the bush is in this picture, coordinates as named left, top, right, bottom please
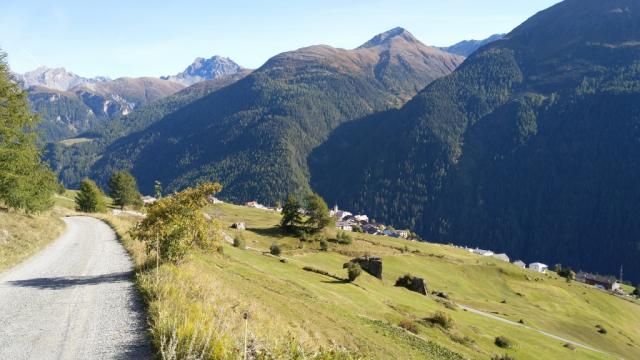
left=596, top=325, right=607, bottom=334
left=427, top=311, right=454, bottom=330
left=344, top=262, right=362, bottom=282
left=336, top=230, right=353, bottom=244
left=494, top=336, right=515, bottom=349
left=270, top=244, right=281, bottom=256
left=564, top=342, right=576, bottom=350
left=319, top=239, right=329, bottom=251
left=450, top=334, right=475, bottom=346
left=233, top=234, right=246, bottom=249
left=130, top=183, right=223, bottom=263
left=395, top=273, right=415, bottom=288
left=491, top=355, right=516, bottom=360
left=398, top=319, right=419, bottom=334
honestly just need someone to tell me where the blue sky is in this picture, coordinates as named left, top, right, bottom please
left=1, top=0, right=561, bottom=78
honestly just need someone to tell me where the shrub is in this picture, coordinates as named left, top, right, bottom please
left=564, top=342, right=576, bottom=350
left=494, top=336, right=515, bottom=349
left=491, top=355, right=516, bottom=360
left=450, top=334, right=475, bottom=346
left=395, top=273, right=415, bottom=288
left=319, top=239, right=329, bottom=251
left=130, top=183, right=223, bottom=263
left=427, top=311, right=454, bottom=330
left=398, top=319, right=419, bottom=334
left=336, top=230, right=353, bottom=244
left=344, top=262, right=362, bottom=282
left=233, top=234, right=246, bottom=249
left=270, top=244, right=281, bottom=256
left=595, top=325, right=607, bottom=334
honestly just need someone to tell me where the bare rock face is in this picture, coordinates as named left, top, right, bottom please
left=161, top=55, right=244, bottom=86
left=16, top=67, right=109, bottom=91
left=349, top=256, right=383, bottom=279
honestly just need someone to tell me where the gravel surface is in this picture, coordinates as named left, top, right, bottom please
left=0, top=216, right=152, bottom=359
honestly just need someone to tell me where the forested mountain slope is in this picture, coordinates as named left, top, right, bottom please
left=28, top=77, right=185, bottom=142
left=310, top=0, right=640, bottom=281
left=46, top=71, right=251, bottom=187
left=91, top=28, right=463, bottom=202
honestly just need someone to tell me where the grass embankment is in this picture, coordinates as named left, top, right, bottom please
left=106, top=202, right=640, bottom=359
left=0, top=207, right=66, bottom=272
left=0, top=189, right=117, bottom=273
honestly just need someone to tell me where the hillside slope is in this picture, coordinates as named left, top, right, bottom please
left=120, top=202, right=640, bottom=359
left=91, top=28, right=463, bottom=202
left=46, top=71, right=251, bottom=187
left=310, top=0, right=640, bottom=281
left=29, top=77, right=185, bottom=142
left=441, top=34, right=505, bottom=57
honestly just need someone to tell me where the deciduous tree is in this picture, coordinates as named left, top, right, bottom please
left=130, top=183, right=223, bottom=264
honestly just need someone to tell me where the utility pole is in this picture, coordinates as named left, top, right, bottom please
left=243, top=311, right=250, bottom=360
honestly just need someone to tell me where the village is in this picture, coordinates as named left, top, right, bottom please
left=183, top=196, right=633, bottom=297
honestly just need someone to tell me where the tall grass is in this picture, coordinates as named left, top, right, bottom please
left=0, top=207, right=65, bottom=272
left=101, top=213, right=357, bottom=359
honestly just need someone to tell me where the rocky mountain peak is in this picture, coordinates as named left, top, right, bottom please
left=161, top=55, right=244, bottom=86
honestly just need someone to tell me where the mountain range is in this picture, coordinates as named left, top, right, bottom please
left=161, top=55, right=244, bottom=85
left=441, top=34, right=505, bottom=56
left=40, top=0, right=640, bottom=282
left=88, top=27, right=463, bottom=203
left=20, top=56, right=244, bottom=142
left=310, top=0, right=640, bottom=281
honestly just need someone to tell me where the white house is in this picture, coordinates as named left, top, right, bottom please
left=492, top=253, right=510, bottom=262
left=529, top=262, right=548, bottom=273
left=473, top=248, right=494, bottom=256
left=512, top=260, right=526, bottom=268
left=335, top=221, right=353, bottom=232
left=354, top=214, right=369, bottom=223
left=208, top=196, right=224, bottom=204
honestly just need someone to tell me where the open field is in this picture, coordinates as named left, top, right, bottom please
left=0, top=208, right=66, bottom=272
left=108, top=201, right=640, bottom=359
left=58, top=137, right=94, bottom=146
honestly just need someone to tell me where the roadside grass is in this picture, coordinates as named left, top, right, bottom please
left=93, top=202, right=639, bottom=359
left=0, top=207, right=65, bottom=272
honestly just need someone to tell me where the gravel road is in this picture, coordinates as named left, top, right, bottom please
left=0, top=216, right=152, bottom=359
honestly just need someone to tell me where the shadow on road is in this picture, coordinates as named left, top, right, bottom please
left=8, top=271, right=133, bottom=289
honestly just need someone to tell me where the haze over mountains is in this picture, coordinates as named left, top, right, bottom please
left=18, top=56, right=245, bottom=142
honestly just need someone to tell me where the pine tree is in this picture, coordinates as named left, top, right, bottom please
left=0, top=51, right=56, bottom=213
left=305, top=192, right=330, bottom=232
left=75, top=179, right=106, bottom=213
left=108, top=171, right=142, bottom=209
left=280, top=195, right=302, bottom=230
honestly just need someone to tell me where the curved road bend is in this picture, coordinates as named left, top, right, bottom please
left=0, top=216, right=152, bottom=359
